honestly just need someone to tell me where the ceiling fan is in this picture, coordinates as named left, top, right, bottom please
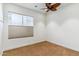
left=41, top=3, right=61, bottom=12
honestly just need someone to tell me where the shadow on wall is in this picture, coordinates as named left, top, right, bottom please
left=47, top=18, right=79, bottom=51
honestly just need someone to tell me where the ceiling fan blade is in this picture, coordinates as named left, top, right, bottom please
left=45, top=3, right=61, bottom=11
left=52, top=3, right=61, bottom=8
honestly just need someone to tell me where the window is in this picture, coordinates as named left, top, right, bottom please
left=8, top=12, right=22, bottom=25
left=23, top=16, right=33, bottom=26
left=8, top=12, right=34, bottom=26
left=8, top=12, right=33, bottom=39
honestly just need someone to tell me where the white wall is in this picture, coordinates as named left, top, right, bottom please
left=0, top=3, right=3, bottom=55
left=3, top=3, right=79, bottom=52
left=3, top=3, right=46, bottom=51
left=46, top=3, right=79, bottom=51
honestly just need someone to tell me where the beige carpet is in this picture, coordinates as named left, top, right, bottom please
left=3, top=41, right=79, bottom=56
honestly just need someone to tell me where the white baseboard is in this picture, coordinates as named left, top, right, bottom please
left=3, top=39, right=45, bottom=51
left=3, top=39, right=79, bottom=52
left=47, top=40, right=79, bottom=52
